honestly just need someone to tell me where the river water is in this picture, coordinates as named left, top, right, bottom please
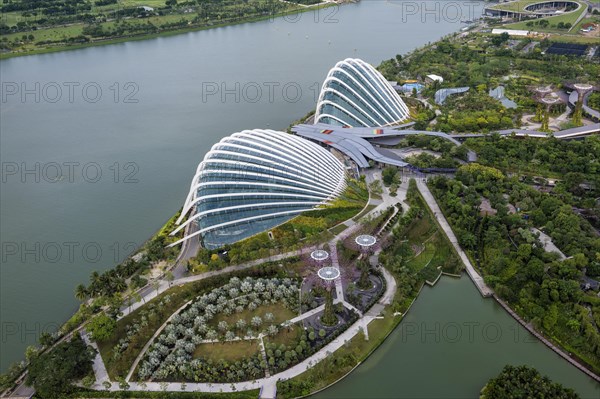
left=312, top=277, right=600, bottom=398
left=1, top=0, right=597, bottom=395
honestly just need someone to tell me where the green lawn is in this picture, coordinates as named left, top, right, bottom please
left=265, top=323, right=302, bottom=348
left=193, top=340, right=259, bottom=362
left=211, top=302, right=297, bottom=330
left=491, top=0, right=579, bottom=13
left=504, top=2, right=586, bottom=32
left=352, top=204, right=377, bottom=222
left=406, top=241, right=436, bottom=273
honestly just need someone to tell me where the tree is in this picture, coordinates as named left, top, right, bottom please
left=74, top=284, right=88, bottom=302
left=382, top=166, right=398, bottom=186
left=491, top=32, right=509, bottom=46
left=87, top=314, right=116, bottom=342
left=251, top=316, right=262, bottom=328
left=480, top=365, right=578, bottom=399
left=27, top=335, right=95, bottom=399
left=165, top=271, right=174, bottom=287
left=39, top=332, right=54, bottom=348
left=321, top=288, right=337, bottom=327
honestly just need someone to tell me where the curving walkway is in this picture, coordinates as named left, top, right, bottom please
left=88, top=264, right=398, bottom=395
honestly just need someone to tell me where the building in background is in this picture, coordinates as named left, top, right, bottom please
left=314, top=58, right=410, bottom=127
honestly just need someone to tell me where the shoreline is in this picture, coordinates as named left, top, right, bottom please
left=3, top=19, right=600, bottom=396
left=494, top=295, right=600, bottom=382
left=0, top=3, right=335, bottom=60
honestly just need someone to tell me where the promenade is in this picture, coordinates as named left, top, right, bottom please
left=415, top=180, right=493, bottom=297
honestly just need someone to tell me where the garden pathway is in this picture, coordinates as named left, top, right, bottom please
left=531, top=227, right=567, bottom=260
left=416, top=179, right=493, bottom=297
left=125, top=298, right=195, bottom=381
left=88, top=265, right=398, bottom=394
left=81, top=330, right=109, bottom=387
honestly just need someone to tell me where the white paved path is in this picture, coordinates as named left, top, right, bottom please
left=416, top=180, right=493, bottom=297
left=88, top=267, right=397, bottom=395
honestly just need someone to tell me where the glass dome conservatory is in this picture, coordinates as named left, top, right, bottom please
left=315, top=58, right=410, bottom=127
left=170, top=129, right=346, bottom=249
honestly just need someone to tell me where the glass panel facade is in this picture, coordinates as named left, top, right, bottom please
left=172, top=129, right=346, bottom=249
left=315, top=58, right=410, bottom=128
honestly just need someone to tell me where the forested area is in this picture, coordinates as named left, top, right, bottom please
left=480, top=365, right=579, bottom=399
left=466, top=134, right=600, bottom=198
left=377, top=35, right=599, bottom=134
left=429, top=163, right=600, bottom=373
left=0, top=0, right=295, bottom=53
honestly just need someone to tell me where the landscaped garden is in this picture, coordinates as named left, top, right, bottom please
left=96, top=262, right=295, bottom=380
left=136, top=276, right=299, bottom=382
left=192, top=178, right=369, bottom=269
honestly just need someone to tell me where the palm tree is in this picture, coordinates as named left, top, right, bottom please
left=89, top=271, right=100, bottom=295
left=74, top=284, right=88, bottom=302
left=114, top=277, right=127, bottom=293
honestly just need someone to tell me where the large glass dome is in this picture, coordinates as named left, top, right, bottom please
left=315, top=58, right=410, bottom=127
left=170, top=129, right=346, bottom=249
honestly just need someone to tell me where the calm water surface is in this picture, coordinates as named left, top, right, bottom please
left=311, top=277, right=600, bottom=398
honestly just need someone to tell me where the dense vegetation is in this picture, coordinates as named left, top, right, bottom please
left=26, top=335, right=95, bottom=399
left=589, top=92, right=600, bottom=112
left=429, top=163, right=600, bottom=372
left=480, top=365, right=579, bottom=399
left=0, top=0, right=302, bottom=55
left=466, top=134, right=600, bottom=202
left=194, top=179, right=368, bottom=268
left=399, top=133, right=469, bottom=169
left=97, top=262, right=291, bottom=379
left=377, top=35, right=599, bottom=134
left=138, top=276, right=299, bottom=382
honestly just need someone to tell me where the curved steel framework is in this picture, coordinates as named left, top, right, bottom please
left=170, top=129, right=347, bottom=249
left=315, top=58, right=410, bottom=128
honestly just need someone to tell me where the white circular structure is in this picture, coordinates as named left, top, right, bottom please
left=574, top=83, right=593, bottom=92
left=541, top=97, right=560, bottom=105
left=318, top=266, right=340, bottom=281
left=315, top=58, right=410, bottom=128
left=169, top=129, right=347, bottom=249
left=310, top=250, right=330, bottom=262
left=535, top=86, right=552, bottom=95
left=355, top=234, right=377, bottom=247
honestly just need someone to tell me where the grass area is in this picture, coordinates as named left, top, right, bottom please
left=404, top=212, right=436, bottom=244
left=544, top=34, right=600, bottom=44
left=211, top=303, right=297, bottom=329
left=329, top=223, right=349, bottom=235
left=96, top=264, right=285, bottom=379
left=405, top=241, right=436, bottom=273
left=352, top=204, right=377, bottom=222
left=1, top=2, right=338, bottom=58
left=276, top=299, right=407, bottom=398
left=193, top=340, right=259, bottom=362
left=491, top=0, right=581, bottom=13
left=401, top=199, right=459, bottom=281
left=505, top=3, right=586, bottom=32
left=265, top=324, right=302, bottom=347
left=491, top=0, right=549, bottom=12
